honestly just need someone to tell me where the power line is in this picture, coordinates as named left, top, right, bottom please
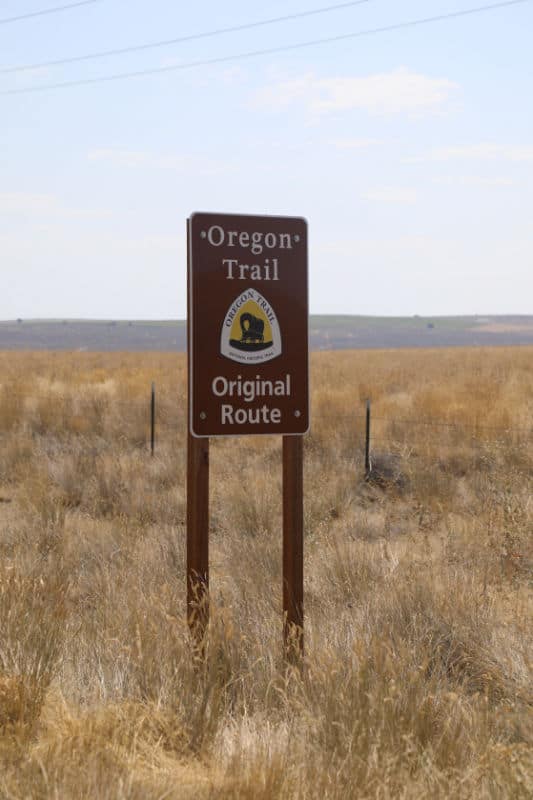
left=0, top=0, right=100, bottom=26
left=1, top=0, right=529, bottom=95
left=0, top=1, right=373, bottom=75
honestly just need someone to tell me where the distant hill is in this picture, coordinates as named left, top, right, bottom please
left=1, top=316, right=532, bottom=351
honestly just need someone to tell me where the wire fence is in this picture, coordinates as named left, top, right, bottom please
left=1, top=386, right=531, bottom=486
left=1, top=389, right=531, bottom=432
left=1, top=392, right=531, bottom=433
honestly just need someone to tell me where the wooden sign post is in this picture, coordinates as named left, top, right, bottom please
left=283, top=435, right=304, bottom=658
left=187, top=212, right=308, bottom=656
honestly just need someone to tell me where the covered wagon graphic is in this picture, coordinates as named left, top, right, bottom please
left=230, top=312, right=273, bottom=351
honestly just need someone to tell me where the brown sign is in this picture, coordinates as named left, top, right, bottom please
left=188, top=212, right=308, bottom=437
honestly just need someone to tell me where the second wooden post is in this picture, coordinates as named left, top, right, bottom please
left=186, top=431, right=209, bottom=641
left=283, top=434, right=304, bottom=659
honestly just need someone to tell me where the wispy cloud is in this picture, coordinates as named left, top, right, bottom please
left=88, top=149, right=188, bottom=170
left=407, top=143, right=533, bottom=163
left=252, top=67, right=458, bottom=116
left=0, top=192, right=110, bottom=219
left=88, top=148, right=232, bottom=175
left=0, top=193, right=58, bottom=213
left=362, top=186, right=418, bottom=205
left=433, top=175, right=516, bottom=187
left=331, top=138, right=383, bottom=150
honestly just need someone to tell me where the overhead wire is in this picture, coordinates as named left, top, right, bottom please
left=1, top=0, right=530, bottom=95
left=1, top=0, right=373, bottom=75
left=0, top=0, right=100, bottom=26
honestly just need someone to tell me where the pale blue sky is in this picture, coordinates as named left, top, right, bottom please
left=1, top=0, right=532, bottom=319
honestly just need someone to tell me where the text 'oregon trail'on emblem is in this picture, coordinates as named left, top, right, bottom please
left=220, top=288, right=282, bottom=364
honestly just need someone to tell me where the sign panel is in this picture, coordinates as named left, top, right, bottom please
left=188, top=212, right=308, bottom=437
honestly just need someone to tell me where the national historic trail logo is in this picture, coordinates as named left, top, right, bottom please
left=220, top=288, right=282, bottom=364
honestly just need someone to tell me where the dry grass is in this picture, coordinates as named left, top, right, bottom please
left=0, top=346, right=531, bottom=798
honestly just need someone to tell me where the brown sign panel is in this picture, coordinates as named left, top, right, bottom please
left=188, top=212, right=308, bottom=437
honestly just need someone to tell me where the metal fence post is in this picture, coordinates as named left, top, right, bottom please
left=150, top=382, right=155, bottom=456
left=365, top=398, right=371, bottom=479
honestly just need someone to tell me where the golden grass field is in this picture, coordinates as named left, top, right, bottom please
left=0, top=346, right=531, bottom=799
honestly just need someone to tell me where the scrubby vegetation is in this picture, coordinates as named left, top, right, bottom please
left=0, top=347, right=531, bottom=798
